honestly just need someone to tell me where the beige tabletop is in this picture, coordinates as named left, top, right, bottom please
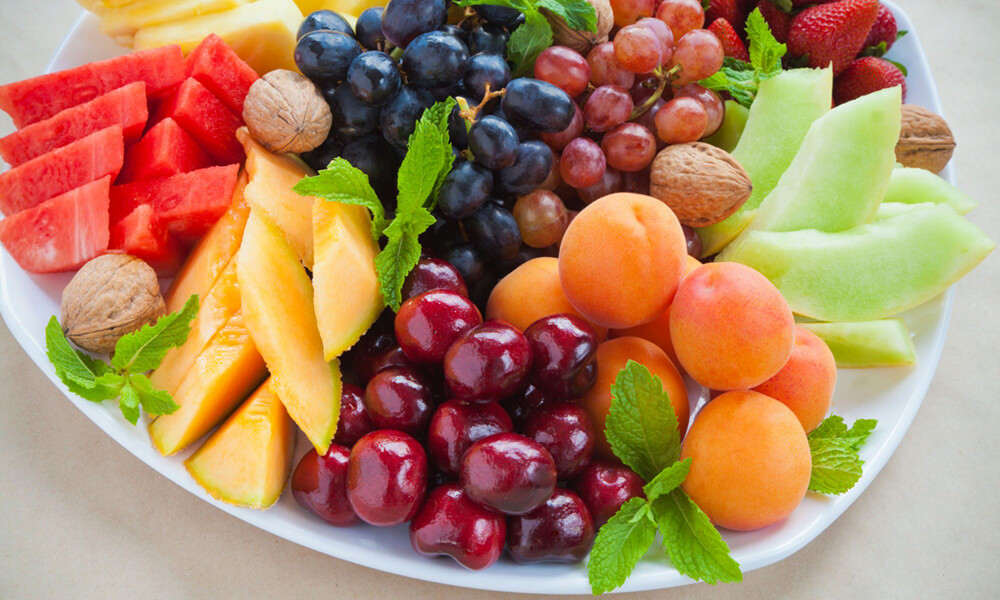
left=1, top=1, right=998, bottom=598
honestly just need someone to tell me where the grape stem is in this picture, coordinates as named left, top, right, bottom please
left=628, top=64, right=683, bottom=121
left=389, top=46, right=404, bottom=61
left=458, top=83, right=505, bottom=124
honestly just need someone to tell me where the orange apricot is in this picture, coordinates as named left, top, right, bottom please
left=680, top=390, right=811, bottom=531
left=558, top=192, right=687, bottom=329
left=486, top=257, right=607, bottom=340
left=669, top=262, right=795, bottom=390
left=752, top=326, right=836, bottom=433
left=577, top=337, right=689, bottom=460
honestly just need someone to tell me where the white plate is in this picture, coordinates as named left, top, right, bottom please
left=0, top=2, right=955, bottom=593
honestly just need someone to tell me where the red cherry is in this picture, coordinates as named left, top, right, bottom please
left=409, top=483, right=506, bottom=570
left=347, top=430, right=428, bottom=526
left=291, top=445, right=357, bottom=526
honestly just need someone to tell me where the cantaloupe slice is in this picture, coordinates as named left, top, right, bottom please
left=724, top=203, right=995, bottom=322
left=697, top=68, right=833, bottom=256
left=151, top=258, right=242, bottom=395
left=883, top=167, right=977, bottom=215
left=313, top=198, right=382, bottom=360
left=149, top=312, right=268, bottom=455
left=799, top=319, right=916, bottom=368
left=185, top=378, right=295, bottom=509
left=238, top=209, right=340, bottom=454
left=238, top=128, right=314, bottom=268
left=165, top=170, right=249, bottom=313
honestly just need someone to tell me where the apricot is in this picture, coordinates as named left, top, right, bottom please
left=610, top=255, right=701, bottom=367
left=558, top=193, right=688, bottom=329
left=578, top=337, right=689, bottom=460
left=752, top=326, right=836, bottom=433
left=486, top=257, right=607, bottom=340
left=680, top=391, right=811, bottom=531
left=670, top=262, right=795, bottom=390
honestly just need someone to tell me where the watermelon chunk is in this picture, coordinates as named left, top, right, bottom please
left=185, top=34, right=260, bottom=115
left=0, top=45, right=184, bottom=129
left=110, top=164, right=240, bottom=241
left=0, top=125, right=124, bottom=216
left=118, top=117, right=213, bottom=183
left=109, top=204, right=186, bottom=276
left=0, top=176, right=111, bottom=273
left=154, top=78, right=244, bottom=165
left=0, top=82, right=147, bottom=168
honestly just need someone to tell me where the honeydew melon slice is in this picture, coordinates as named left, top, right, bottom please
left=720, top=86, right=902, bottom=262
left=703, top=100, right=749, bottom=153
left=723, top=203, right=995, bottom=322
left=799, top=319, right=916, bottom=368
left=873, top=202, right=931, bottom=221
left=883, top=167, right=977, bottom=214
left=697, top=68, right=832, bottom=256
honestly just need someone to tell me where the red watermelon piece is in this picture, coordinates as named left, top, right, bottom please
left=185, top=34, right=260, bottom=115
left=110, top=164, right=240, bottom=241
left=0, top=176, right=110, bottom=273
left=0, top=125, right=124, bottom=216
left=0, top=82, right=147, bottom=168
left=0, top=46, right=184, bottom=129
left=109, top=204, right=185, bottom=277
left=118, top=118, right=212, bottom=183
left=154, top=78, right=244, bottom=165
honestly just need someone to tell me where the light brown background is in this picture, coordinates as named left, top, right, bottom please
left=1, top=1, right=998, bottom=598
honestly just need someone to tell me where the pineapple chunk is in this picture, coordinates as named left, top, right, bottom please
left=100, top=0, right=249, bottom=39
left=295, top=0, right=379, bottom=16
left=133, top=0, right=303, bottom=75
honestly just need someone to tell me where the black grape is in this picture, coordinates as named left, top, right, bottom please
left=381, top=0, right=447, bottom=48
left=441, top=243, right=486, bottom=284
left=300, top=135, right=344, bottom=172
left=467, top=24, right=509, bottom=55
left=468, top=115, right=518, bottom=169
left=463, top=203, right=522, bottom=260
left=341, top=134, right=400, bottom=205
left=501, top=78, right=576, bottom=132
left=325, top=83, right=380, bottom=140
left=298, top=10, right=355, bottom=40
left=473, top=5, right=522, bottom=28
left=439, top=24, right=469, bottom=45
left=356, top=7, right=385, bottom=50
left=294, top=30, right=362, bottom=87
left=401, top=31, right=470, bottom=89
left=380, top=85, right=435, bottom=149
left=438, top=160, right=493, bottom=219
left=448, top=100, right=470, bottom=149
left=464, top=53, right=511, bottom=100
left=497, top=141, right=554, bottom=196
left=347, top=51, right=401, bottom=106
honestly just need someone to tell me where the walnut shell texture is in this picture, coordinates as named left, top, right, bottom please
left=243, top=69, right=332, bottom=154
left=61, top=254, right=166, bottom=354
left=896, top=104, right=955, bottom=173
left=650, top=142, right=752, bottom=228
left=543, top=0, right=614, bottom=55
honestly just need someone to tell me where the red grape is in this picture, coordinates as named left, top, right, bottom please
left=535, top=46, right=591, bottom=98
left=614, top=24, right=662, bottom=74
left=622, top=168, right=651, bottom=195
left=668, top=29, right=724, bottom=86
left=577, top=166, right=623, bottom=204
left=514, top=190, right=570, bottom=248
left=540, top=102, right=584, bottom=150
left=587, top=42, right=635, bottom=88
left=560, top=138, right=607, bottom=189
left=609, top=0, right=655, bottom=27
left=601, top=123, right=657, bottom=172
left=655, top=0, right=705, bottom=40
left=654, top=96, right=707, bottom=144
left=583, top=85, right=633, bottom=132
left=635, top=17, right=674, bottom=65
left=540, top=152, right=562, bottom=190
left=634, top=97, right=667, bottom=148
left=675, top=83, right=724, bottom=137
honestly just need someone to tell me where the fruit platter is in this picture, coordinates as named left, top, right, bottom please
left=0, top=0, right=993, bottom=594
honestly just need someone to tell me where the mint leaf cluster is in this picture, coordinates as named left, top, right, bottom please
left=293, top=98, right=457, bottom=311
left=699, top=8, right=786, bottom=107
left=588, top=361, right=741, bottom=594
left=45, top=295, right=200, bottom=425
left=808, top=415, right=877, bottom=494
left=455, top=0, right=597, bottom=77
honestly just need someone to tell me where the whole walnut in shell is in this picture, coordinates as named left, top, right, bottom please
left=650, top=142, right=752, bottom=227
left=542, top=0, right=614, bottom=55
left=61, top=254, right=166, bottom=354
left=243, top=69, right=332, bottom=154
left=896, top=104, right=955, bottom=173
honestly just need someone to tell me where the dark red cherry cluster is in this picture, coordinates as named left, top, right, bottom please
left=290, top=258, right=649, bottom=570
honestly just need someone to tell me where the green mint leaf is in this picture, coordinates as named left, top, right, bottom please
left=722, top=56, right=753, bottom=71
left=746, top=8, right=786, bottom=75
left=129, top=373, right=180, bottom=416
left=376, top=209, right=436, bottom=311
left=507, top=10, right=553, bottom=78
left=588, top=497, right=658, bottom=594
left=605, top=360, right=681, bottom=481
left=809, top=414, right=848, bottom=438
left=653, top=489, right=742, bottom=584
left=844, top=418, right=878, bottom=450
left=70, top=372, right=125, bottom=403
left=807, top=416, right=877, bottom=494
left=119, top=382, right=141, bottom=425
left=397, top=99, right=456, bottom=215
left=643, top=458, right=692, bottom=501
left=536, top=0, right=597, bottom=32
left=45, top=316, right=110, bottom=389
left=293, top=157, right=387, bottom=240
left=111, top=294, right=200, bottom=374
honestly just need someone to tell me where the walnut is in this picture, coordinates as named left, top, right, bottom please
left=896, top=104, right=955, bottom=173
left=542, top=0, right=614, bottom=55
left=649, top=143, right=753, bottom=227
left=243, top=69, right=332, bottom=154
left=60, top=254, right=166, bottom=354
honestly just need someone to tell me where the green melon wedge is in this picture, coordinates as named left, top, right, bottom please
left=723, top=203, right=995, bottom=321
left=720, top=86, right=902, bottom=262
left=697, top=68, right=832, bottom=256
left=883, top=167, right=977, bottom=214
left=703, top=100, right=749, bottom=153
left=799, top=319, right=916, bottom=368
left=874, top=202, right=932, bottom=221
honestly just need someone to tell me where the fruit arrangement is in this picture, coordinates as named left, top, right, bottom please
left=0, top=0, right=994, bottom=594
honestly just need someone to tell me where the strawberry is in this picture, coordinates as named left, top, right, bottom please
left=708, top=18, right=750, bottom=62
left=756, top=0, right=792, bottom=43
left=833, top=56, right=906, bottom=104
left=706, top=0, right=746, bottom=31
left=787, top=0, right=880, bottom=76
left=862, top=3, right=898, bottom=52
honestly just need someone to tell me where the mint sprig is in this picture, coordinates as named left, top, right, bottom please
left=808, top=415, right=877, bottom=494
left=45, top=294, right=200, bottom=425
left=294, top=98, right=457, bottom=311
left=699, top=8, right=786, bottom=107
